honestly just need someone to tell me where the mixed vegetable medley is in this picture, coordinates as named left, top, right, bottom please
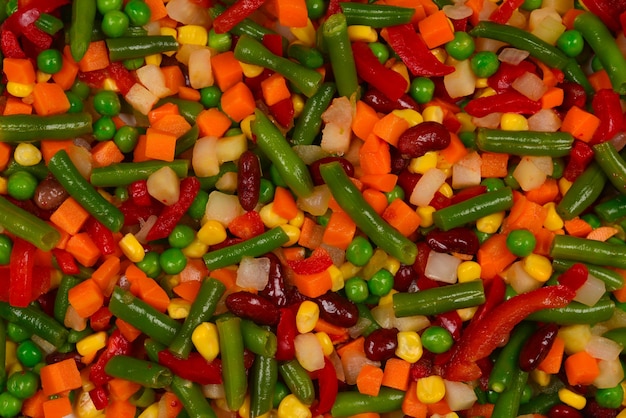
left=2, top=0, right=626, bottom=416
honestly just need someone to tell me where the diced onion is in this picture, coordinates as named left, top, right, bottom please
left=410, top=168, right=447, bottom=207
left=452, top=151, right=481, bottom=189
left=236, top=256, right=270, bottom=290
left=442, top=4, right=472, bottom=20
left=528, top=109, right=562, bottom=132
left=472, top=112, right=502, bottom=129
left=585, top=335, right=622, bottom=361
left=506, top=261, right=542, bottom=294
left=147, top=166, right=180, bottom=206
left=135, top=215, right=158, bottom=244
left=295, top=333, right=325, bottom=372
left=293, top=145, right=329, bottom=164
left=166, top=0, right=211, bottom=26
left=594, top=358, right=625, bottom=389
left=297, top=185, right=331, bottom=216
left=340, top=349, right=380, bottom=385
left=444, top=380, right=478, bottom=411
left=511, top=71, right=547, bottom=101
left=205, top=191, right=244, bottom=226
left=498, top=48, right=530, bottom=66
left=574, top=274, right=606, bottom=307
left=512, top=156, right=547, bottom=191
left=425, top=251, right=462, bottom=284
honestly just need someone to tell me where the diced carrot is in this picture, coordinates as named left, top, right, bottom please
left=173, top=280, right=202, bottom=303
left=137, top=275, right=171, bottom=312
left=108, top=378, right=142, bottom=401
left=292, top=269, right=332, bottom=298
left=143, top=127, right=177, bottom=162
left=282, top=246, right=305, bottom=261
left=32, top=83, right=71, bottom=116
left=560, top=105, right=601, bottom=142
left=161, top=65, right=185, bottom=95
left=178, top=86, right=202, bottom=101
left=563, top=217, right=593, bottom=238
left=40, top=140, right=74, bottom=164
left=533, top=228, right=556, bottom=256
left=3, top=97, right=32, bottom=115
left=0, top=143, right=12, bottom=171
left=158, top=392, right=184, bottom=418
left=533, top=59, right=561, bottom=88
left=541, top=87, right=564, bottom=109
left=42, top=396, right=73, bottom=418
left=313, top=318, right=349, bottom=344
left=588, top=69, right=613, bottom=92
left=480, top=152, right=509, bottom=178
left=416, top=0, right=439, bottom=14
left=148, top=102, right=179, bottom=125
left=273, top=186, right=299, bottom=220
left=211, top=51, right=243, bottom=92
left=381, top=358, right=411, bottom=391
left=402, top=382, right=428, bottom=418
left=464, top=0, right=484, bottom=25
left=586, top=226, right=619, bottom=242
left=261, top=73, right=291, bottom=106
left=196, top=108, right=232, bottom=137
left=51, top=222, right=70, bottom=250
left=133, top=134, right=149, bottom=163
left=562, top=8, right=585, bottom=30
left=360, top=173, right=398, bottom=193
left=105, top=400, right=137, bottom=418
left=21, top=389, right=46, bottom=418
left=78, top=41, right=110, bottom=72
left=115, top=318, right=143, bottom=342
left=612, top=268, right=626, bottom=302
left=3, top=58, right=36, bottom=84
left=382, top=198, right=421, bottom=237
left=362, top=188, right=389, bottom=215
left=360, top=134, right=391, bottom=175
left=525, top=178, right=559, bottom=205
left=297, top=216, right=324, bottom=249
left=40, top=359, right=82, bottom=396
left=439, top=132, right=468, bottom=165
left=65, top=232, right=101, bottom=267
left=380, top=0, right=426, bottom=23
left=209, top=267, right=238, bottom=289
left=501, top=193, right=547, bottom=235
left=91, top=256, right=121, bottom=296
left=465, top=403, right=494, bottom=418
left=220, top=81, right=256, bottom=123
left=144, top=0, right=168, bottom=21
left=68, top=278, right=104, bottom=318
left=427, top=399, right=453, bottom=415
left=274, top=0, right=308, bottom=27
left=477, top=233, right=517, bottom=280
left=178, top=258, right=208, bottom=283
left=152, top=114, right=192, bottom=138
left=52, top=55, right=79, bottom=90
left=352, top=100, right=380, bottom=141
left=336, top=336, right=365, bottom=357
left=417, top=10, right=455, bottom=48
left=49, top=197, right=90, bottom=236
left=565, top=350, right=599, bottom=385
left=538, top=336, right=564, bottom=374
left=323, top=210, right=356, bottom=250
left=372, top=112, right=409, bottom=147
left=91, top=140, right=125, bottom=168
left=356, top=364, right=384, bottom=396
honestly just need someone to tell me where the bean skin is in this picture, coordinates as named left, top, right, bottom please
left=259, top=253, right=288, bottom=307
left=549, top=404, right=584, bottom=418
left=397, top=121, right=451, bottom=158
left=519, top=323, right=559, bottom=372
left=237, top=150, right=261, bottom=211
left=34, top=177, right=69, bottom=211
left=225, top=292, right=280, bottom=326
left=364, top=328, right=398, bottom=362
left=309, top=156, right=354, bottom=186
left=314, top=291, right=359, bottom=328
left=425, top=227, right=480, bottom=255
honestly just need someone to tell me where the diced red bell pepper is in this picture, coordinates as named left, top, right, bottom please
left=9, top=238, right=36, bottom=307
left=310, top=357, right=338, bottom=416
left=489, top=0, right=524, bottom=24
left=51, top=248, right=80, bottom=275
left=213, top=0, right=267, bottom=34
left=89, top=386, right=109, bottom=410
left=582, top=0, right=626, bottom=33
left=146, top=177, right=200, bottom=241
left=84, top=218, right=117, bottom=256
left=352, top=41, right=408, bottom=102
left=591, top=89, right=623, bottom=144
left=1, top=29, right=26, bottom=58
left=262, top=33, right=284, bottom=56
left=488, top=60, right=536, bottom=92
left=157, top=350, right=223, bottom=385
left=89, top=329, right=133, bottom=386
left=269, top=97, right=295, bottom=128
left=275, top=307, right=297, bottom=361
left=563, top=140, right=594, bottom=182
left=107, top=62, right=136, bottom=96
left=464, top=91, right=541, bottom=118
left=228, top=210, right=265, bottom=240
left=286, top=247, right=333, bottom=275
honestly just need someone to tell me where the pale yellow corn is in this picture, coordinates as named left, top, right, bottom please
left=559, top=177, right=572, bottom=196
left=457, top=261, right=481, bottom=283
left=543, top=201, right=564, bottom=231
left=5, top=341, right=17, bottom=369
left=197, top=220, right=227, bottom=246
left=145, top=54, right=162, bottom=66
left=76, top=332, right=107, bottom=362
left=438, top=182, right=453, bottom=198
left=260, top=202, right=288, bottom=228
left=475, top=77, right=489, bottom=88
left=168, top=298, right=191, bottom=319
left=392, top=109, right=423, bottom=127
left=0, top=177, right=8, bottom=195
left=182, top=238, right=209, bottom=259
left=522, top=254, right=553, bottom=282
left=417, top=206, right=436, bottom=228
left=329, top=265, right=345, bottom=292
left=500, top=113, right=529, bottom=131
left=290, top=19, right=316, bottom=46
left=36, top=71, right=52, bottom=82
left=240, top=115, right=255, bottom=140
left=559, top=388, right=586, bottom=410
left=119, top=233, right=145, bottom=263
left=456, top=112, right=476, bottom=132
left=102, top=78, right=119, bottom=92
left=339, top=261, right=361, bottom=281
left=137, top=403, right=160, bottom=418
left=14, top=143, right=42, bottom=167
left=296, top=300, right=320, bottom=333
left=384, top=257, right=400, bottom=276
left=178, top=25, right=208, bottom=46
left=476, top=211, right=505, bottom=234
left=347, top=25, right=377, bottom=42
left=7, top=82, right=34, bottom=98
left=531, top=369, right=551, bottom=387
left=409, top=151, right=439, bottom=174
left=76, top=390, right=106, bottom=418
left=280, top=224, right=301, bottom=247
left=292, top=94, right=305, bottom=118
left=477, top=87, right=497, bottom=98
left=617, top=410, right=626, bottom=418
left=422, top=105, right=444, bottom=123
left=391, top=62, right=410, bottom=91
left=192, top=322, right=220, bottom=362
left=238, top=396, right=251, bottom=418
left=277, top=394, right=312, bottom=418
left=316, top=332, right=334, bottom=356
left=457, top=306, right=478, bottom=321
left=289, top=210, right=305, bottom=228
left=395, top=331, right=423, bottom=363
left=417, top=375, right=446, bottom=404
left=240, top=62, right=264, bottom=78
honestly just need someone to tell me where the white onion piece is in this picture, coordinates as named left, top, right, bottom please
left=236, top=256, right=270, bottom=290
left=529, top=156, right=553, bottom=176
left=321, top=243, right=345, bottom=266
left=293, top=145, right=329, bottom=164
left=340, top=348, right=380, bottom=385
left=135, top=215, right=158, bottom=244
left=507, top=261, right=542, bottom=294
left=147, top=166, right=180, bottom=206
left=444, top=380, right=478, bottom=411
left=472, top=112, right=502, bottom=129
left=68, top=144, right=93, bottom=180
left=528, top=109, right=562, bottom=132
left=192, top=136, right=220, bottom=177
left=498, top=48, right=530, bottom=66
left=410, top=168, right=447, bottom=207
left=425, top=251, right=461, bottom=284
left=205, top=191, right=243, bottom=226
left=452, top=151, right=481, bottom=189
left=513, top=156, right=547, bottom=191
left=585, top=335, right=622, bottom=361
left=610, top=132, right=626, bottom=152
left=166, top=0, right=211, bottom=26
left=297, top=185, right=331, bottom=216
left=202, top=384, right=225, bottom=399
left=442, top=4, right=472, bottom=19
left=574, top=274, right=606, bottom=307
left=444, top=59, right=477, bottom=99
left=295, top=333, right=325, bottom=371
left=594, top=358, right=625, bottom=389
left=511, top=71, right=547, bottom=101
left=393, top=314, right=430, bottom=333
left=371, top=303, right=395, bottom=329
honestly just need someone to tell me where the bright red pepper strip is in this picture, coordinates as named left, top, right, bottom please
left=84, top=218, right=117, bottom=256
left=89, top=386, right=109, bottom=410
left=352, top=41, right=408, bottom=101
left=213, top=0, right=266, bottom=34
left=158, top=350, right=223, bottom=385
left=9, top=237, right=36, bottom=307
left=51, top=248, right=80, bottom=275
left=90, top=329, right=133, bottom=386
left=489, top=0, right=524, bottom=24
left=443, top=284, right=575, bottom=382
left=310, top=357, right=338, bottom=416
left=146, top=177, right=200, bottom=241
left=471, top=275, right=505, bottom=325
left=464, top=91, right=541, bottom=118
left=563, top=140, right=594, bottom=182
left=591, top=89, right=623, bottom=144
left=275, top=308, right=297, bottom=361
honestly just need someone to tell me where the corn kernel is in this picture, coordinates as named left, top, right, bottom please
left=476, top=211, right=505, bottom=234
left=558, top=388, right=586, bottom=410
left=409, top=151, right=439, bottom=174
left=290, top=19, right=316, bottom=46
left=296, top=300, right=319, bottom=333
left=182, top=238, right=209, bottom=259
left=522, top=254, right=553, bottom=282
left=475, top=77, right=489, bottom=88
left=119, top=233, right=145, bottom=263
left=289, top=210, right=305, bottom=228
left=457, top=306, right=477, bottom=321
left=277, top=394, right=312, bottom=418
left=531, top=369, right=551, bottom=387
left=422, top=105, right=444, bottom=123
left=559, top=324, right=591, bottom=354
left=240, top=115, right=255, bottom=140
left=543, top=201, right=564, bottom=231
left=36, top=71, right=52, bottom=83
left=347, top=25, right=378, bottom=42
left=378, top=289, right=397, bottom=307
left=14, top=143, right=42, bottom=167
left=457, top=261, right=481, bottom=283
left=177, top=25, right=209, bottom=46
left=417, top=375, right=446, bottom=404
left=559, top=177, right=572, bottom=196
left=144, top=54, right=162, bottom=66
left=438, top=182, right=453, bottom=198
left=456, top=112, right=476, bottom=132
left=476, top=87, right=497, bottom=98
left=339, top=261, right=361, bottom=281
left=316, top=332, right=334, bottom=356
left=192, top=322, right=220, bottom=362
left=7, top=82, right=34, bottom=98
left=76, top=390, right=106, bottom=418
left=102, top=78, right=119, bottom=92
left=168, top=298, right=191, bottom=319
left=500, top=113, right=529, bottom=131
left=392, top=109, right=423, bottom=127
left=384, top=257, right=400, bottom=276
left=292, top=94, right=305, bottom=118
left=395, top=331, right=423, bottom=363
left=438, top=414, right=459, bottom=418
left=0, top=177, right=7, bottom=195
left=391, top=62, right=411, bottom=91
left=76, top=332, right=107, bottom=361
left=238, top=396, right=251, bottom=418
left=240, top=62, right=265, bottom=78
left=197, top=220, right=227, bottom=246
left=8, top=362, right=23, bottom=375
left=260, top=202, right=288, bottom=228
left=160, top=27, right=178, bottom=39
left=5, top=341, right=17, bottom=369
left=618, top=410, right=626, bottom=418
left=417, top=206, right=436, bottom=228
left=137, top=403, right=160, bottom=418
left=280, top=224, right=301, bottom=247
left=432, top=47, right=447, bottom=64
left=328, top=265, right=344, bottom=291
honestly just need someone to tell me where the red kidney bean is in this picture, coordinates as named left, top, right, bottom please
left=34, top=177, right=68, bottom=210
left=390, top=146, right=409, bottom=174
left=225, top=291, right=280, bottom=325
left=425, top=227, right=479, bottom=255
left=314, top=291, right=358, bottom=328
left=397, top=169, right=421, bottom=199
left=393, top=264, right=418, bottom=292
left=259, top=253, right=288, bottom=307
left=583, top=400, right=619, bottom=418
left=549, top=405, right=584, bottom=418
left=237, top=150, right=261, bottom=211
left=364, top=328, right=399, bottom=362
left=309, top=156, right=355, bottom=185
left=362, top=88, right=419, bottom=113
left=397, top=121, right=451, bottom=158
left=519, top=323, right=558, bottom=372
left=559, top=81, right=587, bottom=111
left=410, top=353, right=433, bottom=379
left=412, top=242, right=431, bottom=277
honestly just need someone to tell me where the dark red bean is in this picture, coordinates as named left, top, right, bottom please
left=559, top=81, right=587, bottom=111
left=390, top=146, right=409, bottom=174
left=425, top=227, right=479, bottom=255
left=548, top=405, right=584, bottom=418
left=364, top=328, right=399, bottom=362
left=393, top=264, right=418, bottom=292
left=314, top=291, right=358, bottom=328
left=519, top=323, right=558, bottom=372
left=34, top=177, right=68, bottom=211
left=237, top=150, right=261, bottom=211
left=410, top=353, right=433, bottom=379
left=309, top=156, right=355, bottom=185
left=362, top=88, right=419, bottom=113
left=259, top=253, right=288, bottom=307
left=225, top=291, right=280, bottom=325
left=396, top=169, right=421, bottom=199
left=397, top=121, right=451, bottom=158
left=412, top=242, right=431, bottom=277
left=583, top=400, right=619, bottom=418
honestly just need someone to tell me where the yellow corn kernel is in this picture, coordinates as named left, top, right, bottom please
left=417, top=206, right=435, bottom=228
left=240, top=62, right=265, bottom=78
left=296, top=300, right=319, bottom=333
left=543, top=201, right=564, bottom=231
left=0, top=177, right=7, bottom=194
left=500, top=113, right=529, bottom=131
left=7, top=82, right=34, bottom=98
left=316, top=332, right=334, bottom=356
left=76, top=390, right=106, bottom=418
left=280, top=224, right=301, bottom=247
left=457, top=306, right=477, bottom=321
left=476, top=87, right=497, bottom=98
left=409, top=151, right=439, bottom=174
left=137, top=403, right=160, bottom=418
left=238, top=396, right=251, bottom=418
left=8, top=362, right=23, bottom=375
left=289, top=210, right=305, bottom=228
left=384, top=257, right=400, bottom=276
left=395, top=331, right=423, bottom=363
left=475, top=77, right=489, bottom=88
left=145, top=54, right=162, bottom=67
left=36, top=70, right=52, bottom=82
left=361, top=249, right=389, bottom=279
left=476, top=211, right=505, bottom=234
left=522, top=253, right=553, bottom=282
left=438, top=414, right=459, bottom=418
left=347, top=25, right=378, bottom=42
left=102, top=77, right=119, bottom=92
left=339, top=261, right=361, bottom=281
left=14, top=143, right=42, bottom=167
left=531, top=369, right=551, bottom=387
left=438, top=182, right=453, bottom=198
left=417, top=375, right=446, bottom=404
left=177, top=25, right=209, bottom=46
left=290, top=19, right=316, bottom=46
left=292, top=94, right=305, bottom=119
left=182, top=238, right=209, bottom=259
left=192, top=322, right=220, bottom=362
left=558, top=388, right=586, bottom=410
left=168, top=298, right=191, bottom=319
left=197, top=220, right=227, bottom=246
left=457, top=261, right=481, bottom=283
left=119, top=233, right=145, bottom=263
left=378, top=289, right=397, bottom=307
left=392, top=109, right=423, bottom=127
left=558, top=177, right=572, bottom=196
left=76, top=332, right=107, bottom=363
left=422, top=105, right=444, bottom=123
left=5, top=341, right=17, bottom=369
left=329, top=265, right=344, bottom=292
left=240, top=115, right=255, bottom=140
left=456, top=112, right=476, bottom=132
left=277, top=394, right=312, bottom=418
left=559, top=324, right=591, bottom=354
left=160, top=27, right=178, bottom=39
left=618, top=410, right=626, bottom=418
left=260, top=202, right=288, bottom=228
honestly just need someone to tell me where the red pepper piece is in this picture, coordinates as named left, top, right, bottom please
left=84, top=217, right=117, bottom=256
left=443, top=284, right=575, bottom=382
left=21, top=24, right=52, bottom=51
left=90, top=306, right=113, bottom=332
left=262, top=33, right=284, bottom=56
left=107, top=62, right=136, bottom=96
left=488, top=61, right=536, bottom=92
left=310, top=357, right=338, bottom=416
left=78, top=68, right=108, bottom=89
left=287, top=247, right=333, bottom=275
left=450, top=185, right=487, bottom=205
left=1, top=29, right=26, bottom=58
left=352, top=42, right=408, bottom=102
left=557, top=263, right=588, bottom=292
left=9, top=237, right=36, bottom=307
left=430, top=191, right=452, bottom=210
left=472, top=275, right=505, bottom=324
left=158, top=350, right=223, bottom=384
left=146, top=177, right=200, bottom=241
left=591, top=89, right=623, bottom=144
left=464, top=91, right=541, bottom=118
left=581, top=0, right=626, bottom=33
left=89, top=329, right=132, bottom=386
left=385, top=24, right=454, bottom=77
left=213, top=0, right=266, bottom=34
left=489, top=0, right=524, bottom=24
left=129, top=180, right=153, bottom=207
left=433, top=310, right=463, bottom=341
left=228, top=210, right=265, bottom=240
left=563, top=140, right=594, bottom=182
left=51, top=248, right=80, bottom=275
left=268, top=97, right=294, bottom=128
left=275, top=307, right=297, bottom=361
left=89, top=386, right=109, bottom=410
left=119, top=199, right=161, bottom=227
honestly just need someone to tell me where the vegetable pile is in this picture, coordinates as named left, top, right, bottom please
left=1, top=0, right=626, bottom=416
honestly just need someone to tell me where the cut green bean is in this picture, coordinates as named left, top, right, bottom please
left=518, top=392, right=562, bottom=415
left=556, top=162, right=607, bottom=220
left=0, top=320, right=6, bottom=389
left=552, top=259, right=624, bottom=291
left=216, top=316, right=247, bottom=411
left=331, top=387, right=405, bottom=417
left=241, top=320, right=277, bottom=358
left=106, top=36, right=179, bottom=61
left=175, top=124, right=200, bottom=156
left=287, top=43, right=324, bottom=69
left=393, top=280, right=485, bottom=317
left=292, top=82, right=336, bottom=146
left=250, top=355, right=277, bottom=418
left=475, top=128, right=574, bottom=157
left=53, top=275, right=81, bottom=324
left=594, top=141, right=626, bottom=195
left=323, top=13, right=359, bottom=98
left=210, top=4, right=280, bottom=44
left=105, top=356, right=172, bottom=388
left=0, top=196, right=61, bottom=251
left=278, top=359, right=315, bottom=405
left=489, top=322, right=534, bottom=393
left=526, top=295, right=614, bottom=324
left=35, top=13, right=64, bottom=35
left=432, top=187, right=514, bottom=231
left=0, top=303, right=68, bottom=348
left=491, top=366, right=529, bottom=418
left=171, top=376, right=217, bottom=418
left=550, top=234, right=626, bottom=269
left=0, top=113, right=92, bottom=142
left=594, top=195, right=626, bottom=223
left=69, top=0, right=96, bottom=61
left=340, top=2, right=414, bottom=27
left=90, top=160, right=190, bottom=187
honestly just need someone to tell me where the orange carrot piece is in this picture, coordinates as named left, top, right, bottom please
left=40, top=359, right=82, bottom=396
left=115, top=318, right=143, bottom=342
left=323, top=210, right=357, bottom=250
left=65, top=232, right=101, bottom=267
left=427, top=399, right=453, bottom=415
left=137, top=275, right=171, bottom=312
left=588, top=69, right=613, bottom=92
left=466, top=403, right=494, bottom=418
left=0, top=143, right=9, bottom=171
left=439, top=132, right=468, bottom=165
left=586, top=226, right=619, bottom=242
left=560, top=105, right=601, bottom=142
left=362, top=188, right=389, bottom=215
left=282, top=246, right=305, bottom=261
left=477, top=233, right=517, bottom=280
left=178, top=258, right=209, bottom=283
left=158, top=392, right=184, bottom=418
left=380, top=0, right=426, bottom=23
left=21, top=389, right=46, bottom=418
left=144, top=0, right=168, bottom=21
left=91, top=256, right=121, bottom=296
left=3, top=58, right=36, bottom=84
left=274, top=0, right=308, bottom=27
left=292, top=269, right=332, bottom=298
left=173, top=280, right=202, bottom=303
left=143, top=127, right=177, bottom=162
left=541, top=87, right=564, bottom=109
left=211, top=51, right=243, bottom=92
left=273, top=186, right=299, bottom=220
left=538, top=336, right=564, bottom=374
left=196, top=108, right=232, bottom=137
left=68, top=278, right=104, bottom=318
left=178, top=86, right=202, bottom=101
left=352, top=100, right=380, bottom=141
left=32, top=83, right=71, bottom=116
left=297, top=216, right=324, bottom=249
left=480, top=152, right=509, bottom=178
left=356, top=364, right=384, bottom=396
left=612, top=269, right=626, bottom=302
left=372, top=112, right=409, bottom=147
left=533, top=228, right=556, bottom=256
left=52, top=55, right=79, bottom=90
left=563, top=217, right=593, bottom=238
left=336, top=336, right=365, bottom=357
left=49, top=197, right=90, bottom=235
left=464, top=0, right=484, bottom=25
left=565, top=350, right=599, bottom=385
left=313, top=318, right=349, bottom=343
left=209, top=267, right=238, bottom=289
left=148, top=102, right=179, bottom=125
left=91, top=140, right=125, bottom=168
left=151, top=114, right=193, bottom=138
left=501, top=194, right=547, bottom=235
left=381, top=358, right=411, bottom=391
left=40, top=140, right=74, bottom=164
left=360, top=134, right=391, bottom=175
left=402, top=381, right=428, bottom=418
left=42, top=396, right=73, bottom=418
left=525, top=178, right=559, bottom=205
left=3, top=97, right=32, bottom=115
left=220, top=81, right=256, bottom=123
left=261, top=73, right=291, bottom=106
left=417, top=10, right=455, bottom=48
left=105, top=400, right=137, bottom=418
left=108, top=378, right=142, bottom=401
left=133, top=134, right=149, bottom=163
left=562, top=8, right=585, bottom=30
left=382, top=198, right=421, bottom=237
left=78, top=41, right=110, bottom=72
left=360, top=173, right=398, bottom=193
left=161, top=65, right=185, bottom=95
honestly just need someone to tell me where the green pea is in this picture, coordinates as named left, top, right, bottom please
left=556, top=30, right=584, bottom=58
left=596, top=385, right=624, bottom=409
left=97, top=0, right=123, bottom=14
left=520, top=384, right=533, bottom=404
left=368, top=42, right=389, bottom=65
left=445, top=31, right=475, bottom=61
left=159, top=248, right=187, bottom=275
left=7, top=171, right=38, bottom=201
left=71, top=80, right=91, bottom=100
left=114, top=125, right=139, bottom=153
left=420, top=325, right=453, bottom=354
left=480, top=177, right=505, bottom=192
left=258, top=179, right=275, bottom=204
left=6, top=371, right=39, bottom=399
left=124, top=0, right=151, bottom=26
left=16, top=340, right=42, bottom=368
left=123, top=57, right=145, bottom=70
left=470, top=51, right=499, bottom=78
left=93, top=116, right=117, bottom=141
left=168, top=224, right=196, bottom=249
left=368, top=269, right=394, bottom=297
left=36, top=49, right=63, bottom=74
left=102, top=10, right=130, bottom=38
left=187, top=189, right=209, bottom=220
left=0, top=234, right=12, bottom=265
left=521, top=0, right=541, bottom=10
left=200, top=86, right=222, bottom=108
left=409, top=77, right=435, bottom=104
left=0, top=392, right=22, bottom=418
left=458, top=131, right=476, bottom=149
left=344, top=277, right=369, bottom=303
left=384, top=186, right=404, bottom=204
left=93, top=90, right=121, bottom=116
left=272, top=380, right=290, bottom=409
left=136, top=251, right=162, bottom=279
left=305, top=0, right=326, bottom=20
left=346, top=236, right=374, bottom=267
left=551, top=157, right=564, bottom=179
left=208, top=29, right=232, bottom=53
left=506, top=229, right=536, bottom=257
left=6, top=323, right=30, bottom=343
left=317, top=211, right=331, bottom=227
left=65, top=91, right=84, bottom=113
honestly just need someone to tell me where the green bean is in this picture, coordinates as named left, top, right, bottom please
left=323, top=13, right=359, bottom=98
left=48, top=150, right=124, bottom=233
left=518, top=392, right=562, bottom=415
left=489, top=322, right=535, bottom=393
left=292, top=82, right=336, bottom=146
left=287, top=43, right=324, bottom=69
left=90, top=160, right=190, bottom=187
left=0, top=320, right=6, bottom=389
left=556, top=162, right=607, bottom=220
left=574, top=12, right=626, bottom=94
left=0, top=302, right=68, bottom=348
left=320, top=161, right=417, bottom=265
left=68, top=327, right=93, bottom=344
left=0, top=113, right=92, bottom=142
left=104, top=356, right=173, bottom=389
left=143, top=339, right=164, bottom=363
left=594, top=195, right=626, bottom=223
left=331, top=387, right=405, bottom=417
left=527, top=295, right=614, bottom=324
left=109, top=287, right=181, bottom=345
left=4, top=160, right=49, bottom=180
left=216, top=316, right=247, bottom=411
left=552, top=259, right=624, bottom=291
left=602, top=327, right=626, bottom=353
left=169, top=278, right=225, bottom=358
left=278, top=359, right=315, bottom=405
left=35, top=13, right=64, bottom=35
left=241, top=320, right=277, bottom=358
left=594, top=141, right=626, bottom=195
left=157, top=98, right=205, bottom=123
left=432, top=187, right=514, bottom=231
left=357, top=303, right=382, bottom=337
left=170, top=376, right=217, bottom=418
left=209, top=4, right=280, bottom=44
left=234, top=35, right=322, bottom=97
left=69, top=0, right=96, bottom=61
left=53, top=275, right=81, bottom=324
left=475, top=128, right=574, bottom=157
left=491, top=366, right=529, bottom=418
left=251, top=109, right=314, bottom=198
left=550, top=234, right=626, bottom=269
left=106, top=36, right=179, bottom=61
left=340, top=2, right=414, bottom=27
left=175, top=124, right=200, bottom=156
left=393, top=280, right=485, bottom=317
left=0, top=196, right=61, bottom=251
left=250, top=355, right=277, bottom=418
